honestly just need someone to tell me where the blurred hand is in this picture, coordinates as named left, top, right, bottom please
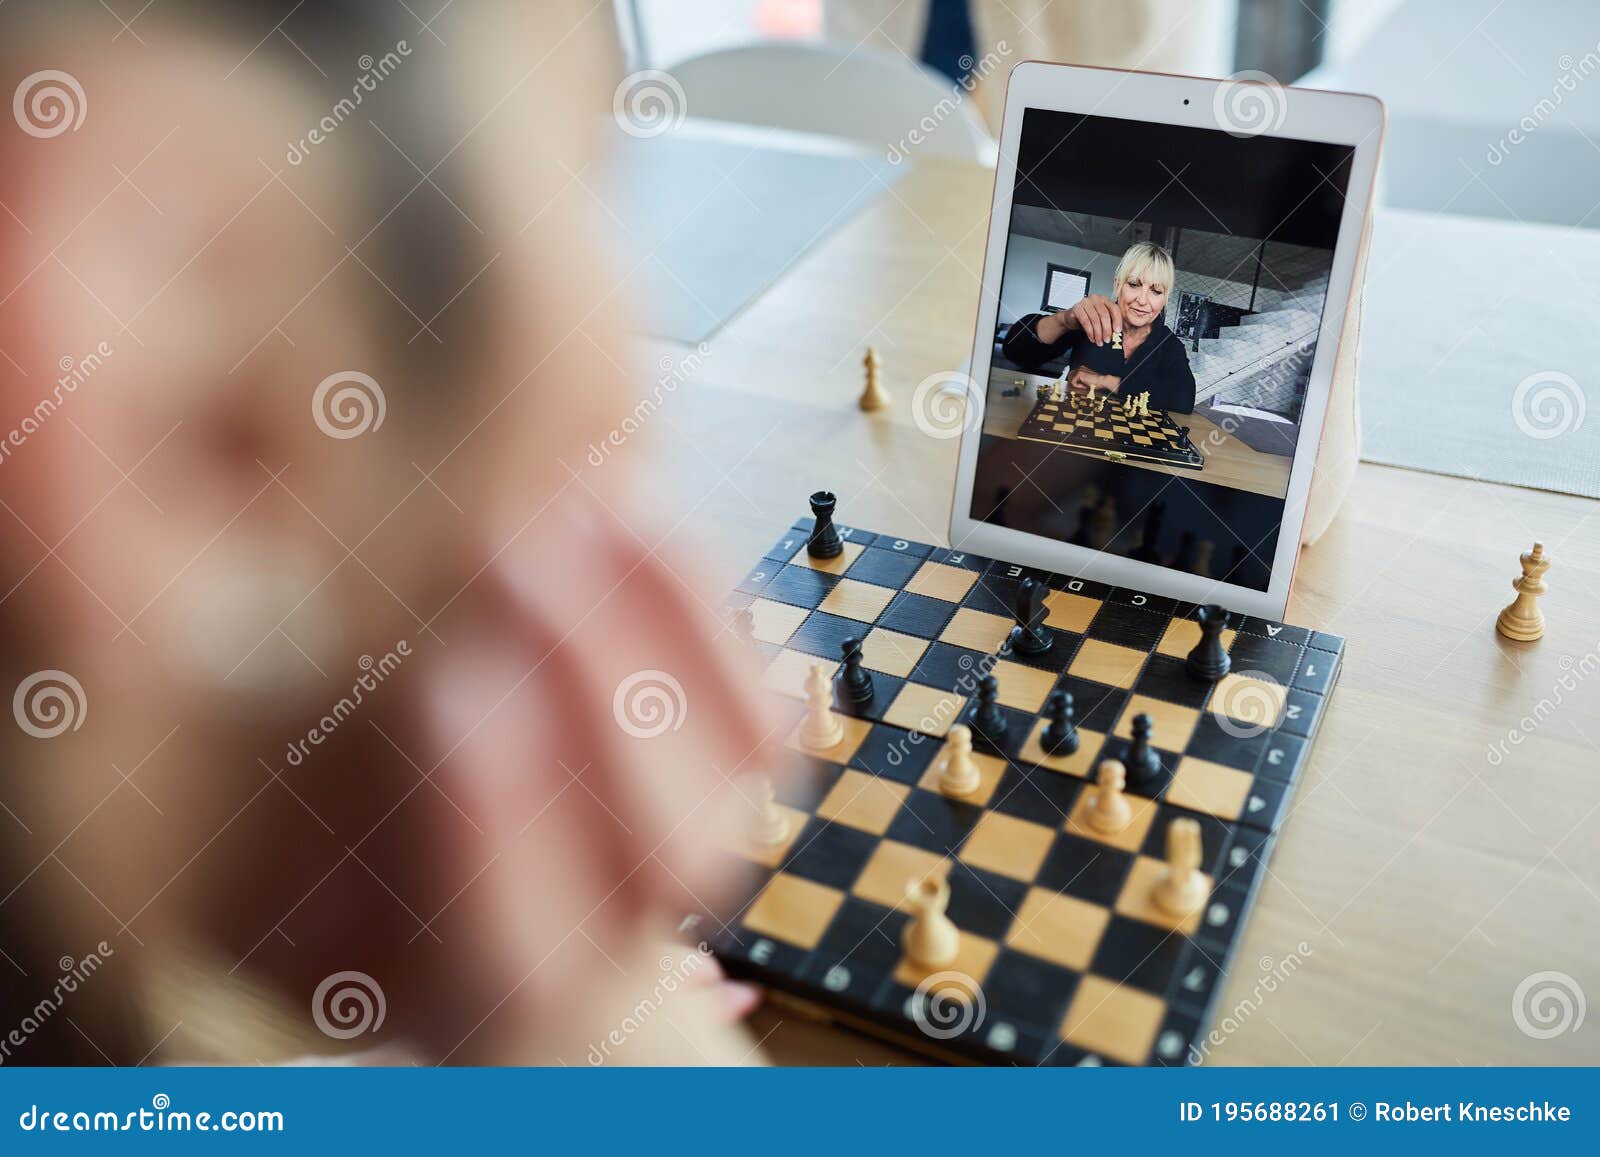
left=399, top=494, right=782, bottom=1062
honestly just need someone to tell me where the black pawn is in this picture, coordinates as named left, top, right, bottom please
left=1041, top=691, right=1078, bottom=756
left=992, top=485, right=1012, bottom=528
left=1228, top=544, right=1248, bottom=581
left=1008, top=577, right=1053, bottom=656
left=969, top=674, right=1007, bottom=746
left=838, top=637, right=875, bottom=706
left=1124, top=712, right=1163, bottom=789
left=1186, top=604, right=1231, bottom=682
left=1171, top=530, right=1197, bottom=573
left=1131, top=500, right=1166, bottom=564
left=1070, top=491, right=1098, bottom=547
left=807, top=490, right=843, bottom=559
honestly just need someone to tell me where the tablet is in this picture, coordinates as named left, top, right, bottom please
left=950, top=63, right=1384, bottom=621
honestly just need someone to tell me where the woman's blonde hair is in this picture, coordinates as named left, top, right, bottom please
left=1113, top=241, right=1175, bottom=297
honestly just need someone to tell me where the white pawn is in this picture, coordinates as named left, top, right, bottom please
left=938, top=724, right=981, bottom=797
left=1085, top=759, right=1132, bottom=834
left=750, top=775, right=789, bottom=847
left=797, top=662, right=844, bottom=751
left=859, top=346, right=889, bottom=412
left=1153, top=817, right=1207, bottom=919
left=902, top=874, right=959, bottom=968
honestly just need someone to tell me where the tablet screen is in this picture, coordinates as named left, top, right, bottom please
left=971, top=108, right=1355, bottom=593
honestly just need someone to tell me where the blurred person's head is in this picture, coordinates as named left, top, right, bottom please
left=0, top=1, right=764, bottom=1064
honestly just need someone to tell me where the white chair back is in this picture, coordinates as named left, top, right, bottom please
left=669, top=42, right=994, bottom=162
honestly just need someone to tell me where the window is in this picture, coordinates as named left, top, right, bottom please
left=1042, top=263, right=1091, bottom=312
left=622, top=0, right=822, bottom=69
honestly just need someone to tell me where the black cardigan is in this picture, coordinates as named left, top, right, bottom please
left=1002, top=312, right=1198, bottom=415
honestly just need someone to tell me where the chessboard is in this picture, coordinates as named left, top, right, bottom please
left=1015, top=393, right=1205, bottom=471
left=689, top=496, right=1343, bottom=1066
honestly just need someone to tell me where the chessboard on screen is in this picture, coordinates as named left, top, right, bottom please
left=689, top=493, right=1343, bottom=1066
left=1015, top=382, right=1204, bottom=471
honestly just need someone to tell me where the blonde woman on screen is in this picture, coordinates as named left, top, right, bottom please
left=1003, top=241, right=1197, bottom=413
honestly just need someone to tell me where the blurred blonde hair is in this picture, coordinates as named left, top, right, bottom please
left=1113, top=241, right=1175, bottom=296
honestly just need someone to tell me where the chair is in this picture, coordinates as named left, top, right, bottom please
left=668, top=42, right=995, bottom=163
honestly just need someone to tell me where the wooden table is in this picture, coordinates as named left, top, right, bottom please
left=636, top=145, right=1600, bottom=1066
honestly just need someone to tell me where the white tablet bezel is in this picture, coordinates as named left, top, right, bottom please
left=948, top=62, right=1384, bottom=621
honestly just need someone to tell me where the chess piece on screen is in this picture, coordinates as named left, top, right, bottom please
left=1086, top=759, right=1132, bottom=834
left=798, top=662, right=844, bottom=751
left=1089, top=494, right=1117, bottom=550
left=938, top=724, right=981, bottom=797
left=859, top=347, right=889, bottom=412
left=902, top=874, right=959, bottom=969
left=1153, top=817, right=1207, bottom=919
left=1070, top=486, right=1101, bottom=547
left=1131, top=501, right=1165, bottom=564
left=1495, top=542, right=1550, bottom=642
left=1172, top=530, right=1196, bottom=573
left=1224, top=543, right=1249, bottom=584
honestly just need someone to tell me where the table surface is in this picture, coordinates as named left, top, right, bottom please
left=636, top=141, right=1600, bottom=1066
